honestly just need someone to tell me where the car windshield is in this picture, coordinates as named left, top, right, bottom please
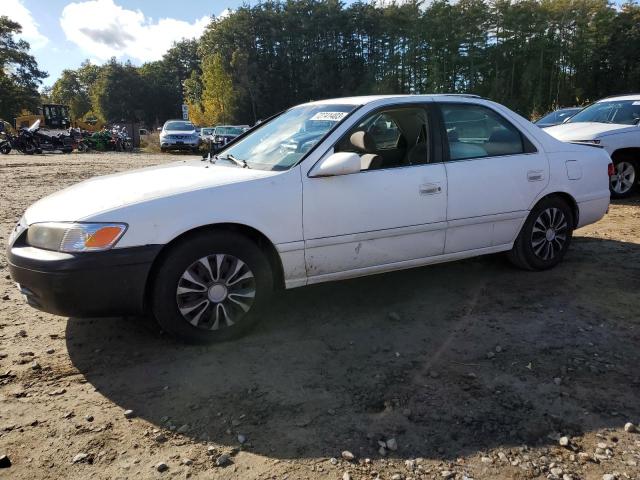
left=165, top=121, right=194, bottom=131
left=218, top=104, right=356, bottom=170
left=215, top=126, right=245, bottom=136
left=202, top=128, right=214, bottom=135
left=537, top=108, right=580, bottom=124
left=567, top=100, right=640, bottom=125
left=537, top=111, right=559, bottom=124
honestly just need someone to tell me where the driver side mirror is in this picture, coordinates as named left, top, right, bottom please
left=309, top=152, right=361, bottom=177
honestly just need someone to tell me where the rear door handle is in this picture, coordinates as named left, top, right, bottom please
left=419, top=183, right=442, bottom=195
left=527, top=170, right=544, bottom=182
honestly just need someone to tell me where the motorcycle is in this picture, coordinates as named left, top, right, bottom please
left=0, top=121, right=11, bottom=154
left=2, top=120, right=41, bottom=154
left=32, top=123, right=74, bottom=153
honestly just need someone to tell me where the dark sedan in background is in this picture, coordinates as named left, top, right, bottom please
left=211, top=125, right=250, bottom=151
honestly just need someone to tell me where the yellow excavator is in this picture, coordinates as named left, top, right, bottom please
left=15, top=104, right=105, bottom=132
left=15, top=104, right=71, bottom=130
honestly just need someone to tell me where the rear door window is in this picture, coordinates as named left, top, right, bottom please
left=439, top=103, right=527, bottom=160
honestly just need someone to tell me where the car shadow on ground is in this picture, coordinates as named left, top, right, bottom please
left=65, top=236, right=640, bottom=461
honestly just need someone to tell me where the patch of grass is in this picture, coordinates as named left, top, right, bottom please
left=140, top=132, right=161, bottom=153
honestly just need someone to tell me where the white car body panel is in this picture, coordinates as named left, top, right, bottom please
left=302, top=162, right=447, bottom=276
left=21, top=95, right=611, bottom=289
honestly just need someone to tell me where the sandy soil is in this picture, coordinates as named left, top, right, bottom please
left=0, top=151, right=639, bottom=480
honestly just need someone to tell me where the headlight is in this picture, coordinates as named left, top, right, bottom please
left=26, top=222, right=127, bottom=252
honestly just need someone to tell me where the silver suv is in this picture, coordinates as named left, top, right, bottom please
left=160, top=120, right=200, bottom=153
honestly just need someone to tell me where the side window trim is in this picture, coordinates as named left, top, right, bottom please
left=434, top=101, right=537, bottom=163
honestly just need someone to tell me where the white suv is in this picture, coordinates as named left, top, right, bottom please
left=544, top=95, right=640, bottom=197
left=159, top=119, right=200, bottom=153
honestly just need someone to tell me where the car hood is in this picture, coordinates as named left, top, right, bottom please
left=543, top=122, right=636, bottom=141
left=24, top=160, right=278, bottom=224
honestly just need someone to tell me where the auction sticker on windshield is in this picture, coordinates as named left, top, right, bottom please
left=310, top=111, right=349, bottom=121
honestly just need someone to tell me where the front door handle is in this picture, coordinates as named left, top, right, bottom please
left=527, top=170, right=544, bottom=182
left=419, top=183, right=442, bottom=195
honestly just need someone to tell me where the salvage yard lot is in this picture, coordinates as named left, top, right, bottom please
left=0, top=152, right=639, bottom=480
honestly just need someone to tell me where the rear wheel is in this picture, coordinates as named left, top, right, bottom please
left=610, top=160, right=637, bottom=198
left=508, top=196, right=574, bottom=271
left=0, top=143, right=10, bottom=154
left=151, top=231, right=273, bottom=343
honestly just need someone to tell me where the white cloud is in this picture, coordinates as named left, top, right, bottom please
left=0, top=0, right=49, bottom=49
left=60, top=0, right=209, bottom=62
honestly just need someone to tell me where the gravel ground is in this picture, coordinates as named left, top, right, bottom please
left=0, top=151, right=639, bottom=480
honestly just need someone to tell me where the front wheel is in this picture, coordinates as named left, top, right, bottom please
left=0, top=143, right=10, bottom=154
left=508, top=197, right=574, bottom=271
left=610, top=160, right=637, bottom=198
left=150, top=231, right=273, bottom=343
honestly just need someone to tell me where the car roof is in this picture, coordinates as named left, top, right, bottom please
left=597, top=94, right=640, bottom=102
left=304, top=94, right=483, bottom=106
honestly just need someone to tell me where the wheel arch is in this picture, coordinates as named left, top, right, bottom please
left=611, top=147, right=640, bottom=164
left=143, top=223, right=285, bottom=311
left=532, top=191, right=579, bottom=227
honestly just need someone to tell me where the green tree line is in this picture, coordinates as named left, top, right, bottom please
left=191, top=0, right=640, bottom=123
left=0, top=16, right=47, bottom=121
left=3, top=0, right=640, bottom=127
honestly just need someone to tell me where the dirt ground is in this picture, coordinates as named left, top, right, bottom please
left=0, top=151, right=639, bottom=480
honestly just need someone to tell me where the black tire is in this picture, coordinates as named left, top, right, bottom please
left=0, top=143, right=10, bottom=154
left=160, top=147, right=167, bottom=153
left=150, top=231, right=273, bottom=343
left=609, top=159, right=637, bottom=198
left=508, top=196, right=574, bottom=271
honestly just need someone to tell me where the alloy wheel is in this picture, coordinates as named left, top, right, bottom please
left=531, top=207, right=568, bottom=260
left=176, top=254, right=256, bottom=330
left=610, top=161, right=636, bottom=195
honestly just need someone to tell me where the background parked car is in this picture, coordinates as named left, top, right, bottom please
left=211, top=125, right=250, bottom=151
left=159, top=120, right=200, bottom=153
left=535, top=107, right=582, bottom=128
left=200, top=127, right=215, bottom=142
left=543, top=94, right=640, bottom=197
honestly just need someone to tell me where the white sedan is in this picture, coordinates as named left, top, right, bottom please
left=8, top=95, right=612, bottom=343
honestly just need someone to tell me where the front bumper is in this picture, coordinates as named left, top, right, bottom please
left=160, top=137, right=200, bottom=150
left=7, top=243, right=162, bottom=317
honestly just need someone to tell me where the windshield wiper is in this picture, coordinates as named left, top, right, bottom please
left=219, top=153, right=250, bottom=168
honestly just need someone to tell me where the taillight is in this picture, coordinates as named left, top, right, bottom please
left=608, top=163, right=615, bottom=176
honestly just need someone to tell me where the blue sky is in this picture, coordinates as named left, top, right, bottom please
left=0, top=0, right=256, bottom=86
